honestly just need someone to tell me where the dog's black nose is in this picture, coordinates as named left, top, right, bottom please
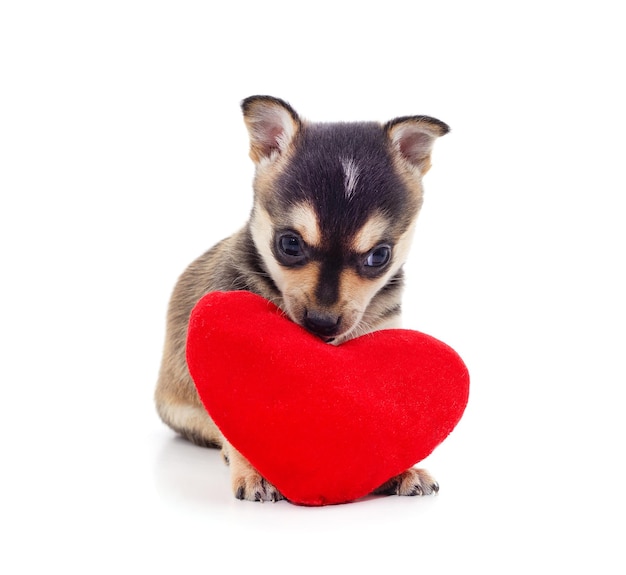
left=304, top=310, right=341, bottom=339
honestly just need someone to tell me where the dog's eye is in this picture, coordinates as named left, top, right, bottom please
left=276, top=233, right=307, bottom=265
left=280, top=234, right=303, bottom=257
left=364, top=245, right=391, bottom=268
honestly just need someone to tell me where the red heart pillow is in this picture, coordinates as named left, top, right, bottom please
left=186, top=291, right=469, bottom=506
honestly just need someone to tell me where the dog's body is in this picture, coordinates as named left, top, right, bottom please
left=155, top=96, right=449, bottom=502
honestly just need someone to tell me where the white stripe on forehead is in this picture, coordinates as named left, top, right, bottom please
left=341, top=157, right=360, bottom=200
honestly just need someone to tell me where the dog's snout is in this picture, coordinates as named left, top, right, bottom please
left=303, top=309, right=341, bottom=340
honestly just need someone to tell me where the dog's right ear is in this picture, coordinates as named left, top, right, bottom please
left=241, top=96, right=301, bottom=164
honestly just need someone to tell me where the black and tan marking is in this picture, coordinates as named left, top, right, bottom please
left=155, top=95, right=449, bottom=501
left=245, top=96, right=448, bottom=342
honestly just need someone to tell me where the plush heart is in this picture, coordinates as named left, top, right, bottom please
left=186, top=291, right=469, bottom=506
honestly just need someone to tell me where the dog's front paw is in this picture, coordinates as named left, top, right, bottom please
left=374, top=468, right=439, bottom=497
left=233, top=472, right=284, bottom=502
left=227, top=445, right=284, bottom=502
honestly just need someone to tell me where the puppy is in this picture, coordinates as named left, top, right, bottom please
left=155, top=96, right=449, bottom=502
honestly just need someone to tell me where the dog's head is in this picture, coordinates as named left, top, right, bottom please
left=243, top=96, right=449, bottom=343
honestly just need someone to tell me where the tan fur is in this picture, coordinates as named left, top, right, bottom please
left=155, top=97, right=448, bottom=502
left=385, top=116, right=448, bottom=207
left=251, top=219, right=415, bottom=344
left=374, top=468, right=439, bottom=496
left=288, top=202, right=322, bottom=247
left=351, top=211, right=391, bottom=254
left=227, top=444, right=284, bottom=502
left=278, top=264, right=363, bottom=344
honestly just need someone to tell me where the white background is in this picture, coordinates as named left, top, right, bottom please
left=1, top=1, right=625, bottom=573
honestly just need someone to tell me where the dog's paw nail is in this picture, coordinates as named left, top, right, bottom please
left=410, top=484, right=424, bottom=496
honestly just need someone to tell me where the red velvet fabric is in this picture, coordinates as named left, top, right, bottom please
left=186, top=291, right=469, bottom=506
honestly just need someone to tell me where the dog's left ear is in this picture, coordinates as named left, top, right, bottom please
left=241, top=95, right=302, bottom=164
left=385, top=116, right=450, bottom=174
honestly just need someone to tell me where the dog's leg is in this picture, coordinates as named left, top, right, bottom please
left=156, top=398, right=223, bottom=447
left=225, top=442, right=284, bottom=502
left=373, top=468, right=439, bottom=497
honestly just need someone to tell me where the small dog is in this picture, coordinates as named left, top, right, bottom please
left=155, top=96, right=449, bottom=502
